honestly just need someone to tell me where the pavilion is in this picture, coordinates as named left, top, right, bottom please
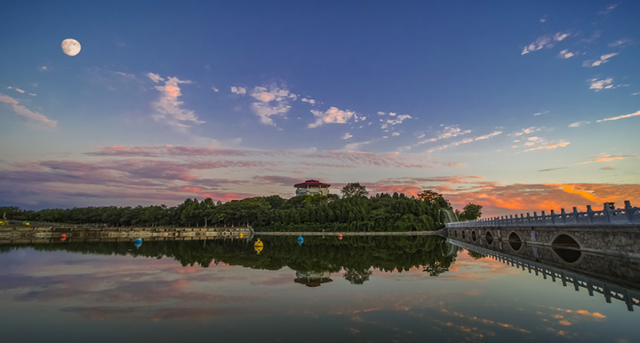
left=294, top=179, right=331, bottom=196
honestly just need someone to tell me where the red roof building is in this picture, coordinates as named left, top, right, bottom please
left=294, top=179, right=331, bottom=196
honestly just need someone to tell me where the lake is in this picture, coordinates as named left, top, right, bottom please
left=0, top=235, right=638, bottom=342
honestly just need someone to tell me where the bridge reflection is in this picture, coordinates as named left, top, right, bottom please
left=449, top=238, right=640, bottom=311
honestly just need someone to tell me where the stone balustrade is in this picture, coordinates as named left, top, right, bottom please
left=446, top=200, right=640, bottom=228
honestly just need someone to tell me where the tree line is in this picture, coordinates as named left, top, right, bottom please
left=0, top=183, right=482, bottom=231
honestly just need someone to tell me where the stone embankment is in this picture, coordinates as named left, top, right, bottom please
left=0, top=226, right=251, bottom=244
left=255, top=229, right=446, bottom=236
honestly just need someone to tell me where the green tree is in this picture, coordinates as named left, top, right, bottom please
left=341, top=183, right=369, bottom=198
left=457, top=203, right=483, bottom=221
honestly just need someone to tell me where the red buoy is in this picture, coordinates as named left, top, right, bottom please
left=60, top=234, right=67, bottom=241
left=338, top=234, right=343, bottom=240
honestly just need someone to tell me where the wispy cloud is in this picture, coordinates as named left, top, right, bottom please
left=211, top=87, right=219, bottom=92
left=596, top=110, right=640, bottom=123
left=115, top=71, right=136, bottom=80
left=557, top=49, right=574, bottom=59
left=521, top=31, right=572, bottom=55
left=588, top=77, right=616, bottom=91
left=609, top=39, right=631, bottom=47
left=149, top=74, right=203, bottom=130
left=533, top=111, right=548, bottom=116
left=568, top=121, right=590, bottom=128
left=249, top=85, right=296, bottom=125
left=309, top=106, right=355, bottom=128
left=0, top=93, right=57, bottom=127
left=523, top=141, right=569, bottom=152
left=599, top=3, right=618, bottom=15
left=428, top=131, right=502, bottom=152
left=230, top=86, right=246, bottom=95
left=0, top=93, right=19, bottom=104
left=415, top=126, right=471, bottom=145
left=583, top=53, right=618, bottom=67
left=301, top=98, right=316, bottom=104
left=510, top=127, right=541, bottom=136
left=578, top=154, right=636, bottom=165
left=342, top=132, right=353, bottom=140
left=15, top=88, right=25, bottom=93
left=146, top=72, right=164, bottom=83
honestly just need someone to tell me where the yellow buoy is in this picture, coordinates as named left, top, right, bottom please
left=254, top=238, right=264, bottom=254
left=240, top=233, right=243, bottom=238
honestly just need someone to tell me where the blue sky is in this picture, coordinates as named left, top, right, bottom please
left=1, top=1, right=639, bottom=215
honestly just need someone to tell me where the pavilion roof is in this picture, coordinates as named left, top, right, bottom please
left=293, top=179, right=331, bottom=188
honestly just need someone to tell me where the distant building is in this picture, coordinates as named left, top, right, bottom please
left=294, top=179, right=331, bottom=196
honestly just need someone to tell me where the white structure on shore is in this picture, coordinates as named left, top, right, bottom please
left=294, top=179, right=331, bottom=196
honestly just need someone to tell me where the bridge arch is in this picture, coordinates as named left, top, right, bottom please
left=471, top=230, right=477, bottom=242
left=485, top=231, right=494, bottom=246
left=550, top=233, right=583, bottom=264
left=508, top=231, right=522, bottom=251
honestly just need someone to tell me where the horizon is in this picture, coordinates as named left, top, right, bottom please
left=1, top=1, right=639, bottom=217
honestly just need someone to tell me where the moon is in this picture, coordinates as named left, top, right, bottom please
left=61, top=39, right=81, bottom=56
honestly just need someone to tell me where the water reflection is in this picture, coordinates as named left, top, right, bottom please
left=0, top=235, right=639, bottom=342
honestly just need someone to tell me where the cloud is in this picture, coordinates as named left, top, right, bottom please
left=527, top=137, right=539, bottom=141
left=230, top=86, right=246, bottom=95
left=523, top=141, right=570, bottom=152
left=29, top=93, right=36, bottom=96
left=474, top=131, right=502, bottom=140
left=150, top=75, right=203, bottom=130
left=10, top=105, right=57, bottom=127
left=533, top=111, right=548, bottom=116
left=1, top=93, right=56, bottom=127
left=0, top=93, right=19, bottom=104
left=599, top=4, right=618, bottom=15
left=510, top=127, right=541, bottom=136
left=247, top=85, right=297, bottom=125
left=392, top=132, right=400, bottom=137
left=343, top=141, right=372, bottom=151
left=583, top=53, right=618, bottom=67
left=146, top=73, right=164, bottom=83
left=521, top=31, right=572, bottom=55
left=301, top=98, right=316, bottom=104
left=569, top=121, right=590, bottom=127
left=558, top=49, right=574, bottom=59
left=588, top=78, right=616, bottom=91
left=428, top=131, right=502, bottom=152
left=632, top=92, right=640, bottom=96
left=342, top=132, right=353, bottom=140
left=596, top=110, right=640, bottom=123
left=609, top=39, right=631, bottom=47
left=15, top=88, right=25, bottom=93
left=211, top=87, right=219, bottom=92
left=377, top=111, right=385, bottom=115
left=386, top=114, right=412, bottom=126
left=578, top=154, right=635, bottom=165
left=115, top=71, right=136, bottom=80
left=417, top=126, right=471, bottom=145
left=309, top=106, right=356, bottom=128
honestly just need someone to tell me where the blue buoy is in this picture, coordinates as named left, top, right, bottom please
left=297, top=235, right=304, bottom=246
left=134, top=237, right=143, bottom=249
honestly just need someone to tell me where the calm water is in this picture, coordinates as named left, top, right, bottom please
left=0, top=235, right=638, bottom=342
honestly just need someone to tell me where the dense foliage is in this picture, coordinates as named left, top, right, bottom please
left=1, top=186, right=460, bottom=232
left=0, top=235, right=459, bottom=282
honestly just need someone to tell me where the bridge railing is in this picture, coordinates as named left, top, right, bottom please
left=446, top=200, right=640, bottom=228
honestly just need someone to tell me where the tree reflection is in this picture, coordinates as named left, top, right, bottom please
left=1, top=235, right=458, bottom=283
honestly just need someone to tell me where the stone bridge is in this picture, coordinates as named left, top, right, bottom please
left=445, top=201, right=640, bottom=259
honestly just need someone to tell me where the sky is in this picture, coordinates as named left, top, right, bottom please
left=1, top=0, right=639, bottom=216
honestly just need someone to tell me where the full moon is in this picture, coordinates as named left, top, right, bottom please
left=61, top=38, right=81, bottom=56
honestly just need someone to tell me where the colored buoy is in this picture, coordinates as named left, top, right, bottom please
left=134, top=237, right=143, bottom=249
left=297, top=236, right=304, bottom=246
left=254, top=238, right=264, bottom=254
left=60, top=233, right=67, bottom=241
left=338, top=234, right=343, bottom=240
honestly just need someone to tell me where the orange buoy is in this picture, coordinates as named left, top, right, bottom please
left=60, top=234, right=67, bottom=241
left=338, top=234, right=343, bottom=240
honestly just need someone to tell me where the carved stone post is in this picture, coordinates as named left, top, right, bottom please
left=586, top=205, right=594, bottom=223
left=624, top=200, right=633, bottom=223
